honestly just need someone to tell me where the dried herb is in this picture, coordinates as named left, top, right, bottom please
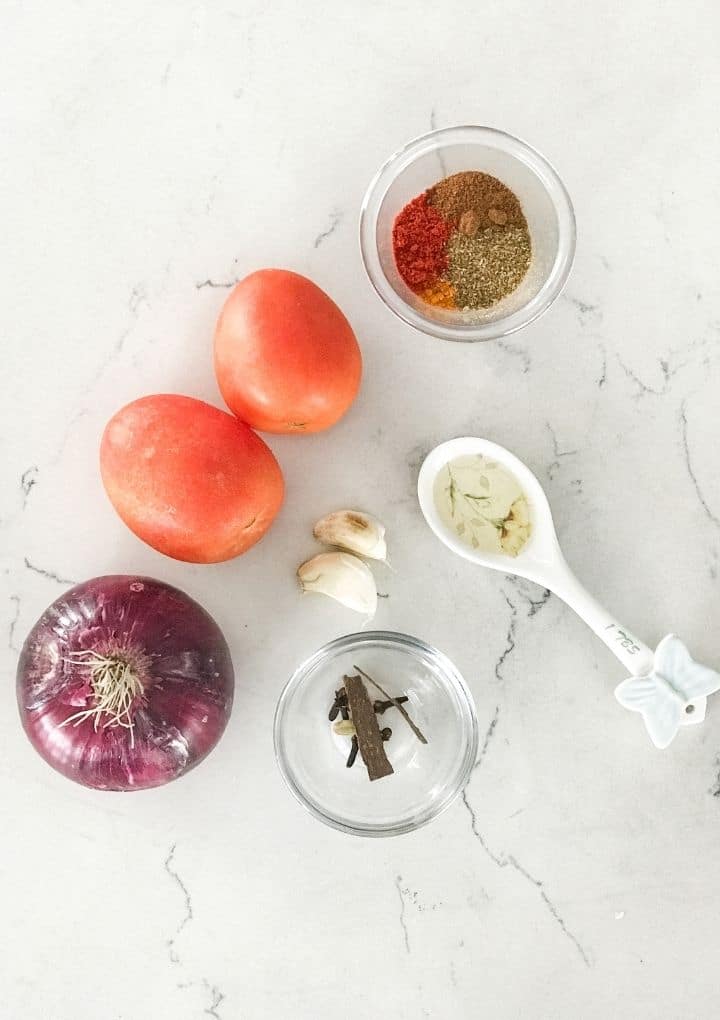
left=352, top=665, right=428, bottom=745
left=447, top=226, right=531, bottom=308
left=343, top=674, right=394, bottom=781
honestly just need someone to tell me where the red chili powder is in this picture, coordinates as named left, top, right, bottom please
left=392, top=193, right=451, bottom=292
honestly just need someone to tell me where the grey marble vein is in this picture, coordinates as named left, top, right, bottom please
left=20, top=466, right=38, bottom=507
left=395, top=874, right=411, bottom=953
left=113, top=284, right=147, bottom=356
left=313, top=210, right=343, bottom=249
left=195, top=277, right=238, bottom=289
left=680, top=400, right=719, bottom=528
left=565, top=295, right=602, bottom=325
left=164, top=843, right=193, bottom=965
left=547, top=422, right=578, bottom=480
left=23, top=556, right=76, bottom=586
left=494, top=594, right=517, bottom=683
left=473, top=705, right=500, bottom=772
left=615, top=354, right=674, bottom=399
left=203, top=979, right=226, bottom=1019
left=460, top=713, right=590, bottom=967
left=496, top=339, right=531, bottom=374
left=507, top=578, right=552, bottom=617
left=8, top=595, right=20, bottom=652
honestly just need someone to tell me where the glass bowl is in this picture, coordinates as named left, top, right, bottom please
left=359, top=125, right=576, bottom=342
left=273, top=631, right=478, bottom=837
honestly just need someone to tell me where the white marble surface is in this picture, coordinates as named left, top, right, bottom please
left=3, top=2, right=720, bottom=1017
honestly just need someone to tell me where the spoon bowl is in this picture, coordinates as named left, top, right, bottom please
left=417, top=436, right=561, bottom=586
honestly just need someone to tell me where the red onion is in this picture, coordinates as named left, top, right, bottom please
left=17, top=576, right=234, bottom=791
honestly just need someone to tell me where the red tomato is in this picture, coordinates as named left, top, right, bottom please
left=100, top=394, right=284, bottom=563
left=213, top=269, right=362, bottom=433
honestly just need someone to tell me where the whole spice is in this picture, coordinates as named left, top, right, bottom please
left=331, top=684, right=419, bottom=775
left=373, top=696, right=409, bottom=714
left=328, top=688, right=348, bottom=721
left=346, top=735, right=359, bottom=768
left=392, top=193, right=451, bottom=292
left=343, top=674, right=394, bottom=781
left=353, top=665, right=428, bottom=745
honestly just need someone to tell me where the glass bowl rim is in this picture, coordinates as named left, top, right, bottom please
left=358, top=124, right=577, bottom=343
left=273, top=629, right=479, bottom=838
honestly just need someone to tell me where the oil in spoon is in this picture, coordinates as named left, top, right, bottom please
left=433, top=454, right=531, bottom=557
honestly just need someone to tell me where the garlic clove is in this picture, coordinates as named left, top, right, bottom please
left=313, top=510, right=387, bottom=561
left=297, top=552, right=378, bottom=616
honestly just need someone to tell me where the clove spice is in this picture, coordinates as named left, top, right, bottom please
left=329, top=677, right=426, bottom=778
left=374, top=696, right=408, bottom=715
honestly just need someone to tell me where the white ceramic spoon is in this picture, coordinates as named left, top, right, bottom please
left=418, top=436, right=720, bottom=749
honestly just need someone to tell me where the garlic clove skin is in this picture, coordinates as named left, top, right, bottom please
left=297, top=552, right=378, bottom=616
left=313, top=510, right=387, bottom=561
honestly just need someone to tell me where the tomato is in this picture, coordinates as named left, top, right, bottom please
left=100, top=395, right=284, bottom=563
left=213, top=269, right=362, bottom=433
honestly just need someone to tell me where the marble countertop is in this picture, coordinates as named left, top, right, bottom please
left=3, top=2, right=720, bottom=1017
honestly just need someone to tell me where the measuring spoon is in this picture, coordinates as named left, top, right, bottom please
left=418, top=436, right=720, bottom=748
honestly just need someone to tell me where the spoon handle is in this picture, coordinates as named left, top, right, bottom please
left=544, top=555, right=655, bottom=676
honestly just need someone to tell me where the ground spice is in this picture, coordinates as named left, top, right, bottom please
left=392, top=170, right=532, bottom=312
left=392, top=193, right=451, bottom=291
left=419, top=278, right=456, bottom=308
left=447, top=226, right=531, bottom=308
left=428, top=171, right=527, bottom=232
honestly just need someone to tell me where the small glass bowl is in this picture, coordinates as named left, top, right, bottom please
left=273, top=631, right=478, bottom=837
left=359, top=125, right=576, bottom=342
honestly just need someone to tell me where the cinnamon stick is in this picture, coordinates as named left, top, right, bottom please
left=343, top=674, right=394, bottom=781
left=352, top=665, right=428, bottom=745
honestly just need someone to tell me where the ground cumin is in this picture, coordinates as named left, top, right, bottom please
left=428, top=171, right=527, bottom=234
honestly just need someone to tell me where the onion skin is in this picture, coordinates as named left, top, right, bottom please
left=17, top=576, right=234, bottom=791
